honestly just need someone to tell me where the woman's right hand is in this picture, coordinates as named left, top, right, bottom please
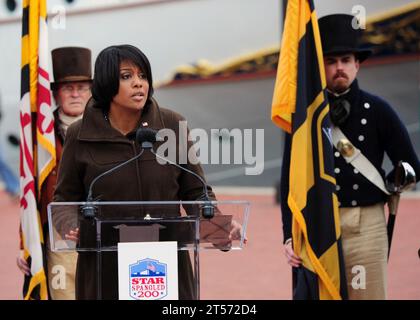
left=284, top=239, right=302, bottom=267
left=65, top=227, right=79, bottom=243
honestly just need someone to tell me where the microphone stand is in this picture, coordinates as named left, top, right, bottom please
left=147, top=146, right=215, bottom=219
left=82, top=149, right=145, bottom=218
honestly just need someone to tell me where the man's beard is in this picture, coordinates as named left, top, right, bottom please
left=331, top=72, right=349, bottom=93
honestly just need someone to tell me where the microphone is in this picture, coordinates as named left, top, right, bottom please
left=136, top=127, right=159, bottom=148
left=135, top=128, right=215, bottom=219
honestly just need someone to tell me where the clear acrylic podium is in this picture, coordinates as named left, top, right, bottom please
left=47, top=200, right=250, bottom=300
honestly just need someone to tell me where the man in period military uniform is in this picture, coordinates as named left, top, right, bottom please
left=280, top=14, right=420, bottom=299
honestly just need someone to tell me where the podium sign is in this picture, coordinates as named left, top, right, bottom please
left=118, top=241, right=178, bottom=300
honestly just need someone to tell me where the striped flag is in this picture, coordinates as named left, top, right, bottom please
left=20, top=0, right=55, bottom=300
left=271, top=0, right=347, bottom=299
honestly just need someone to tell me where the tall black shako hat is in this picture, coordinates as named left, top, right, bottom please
left=318, top=14, right=372, bottom=62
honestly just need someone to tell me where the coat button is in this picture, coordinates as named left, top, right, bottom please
left=361, top=118, right=367, bottom=125
left=358, top=135, right=365, bottom=141
left=364, top=103, right=370, bottom=109
left=353, top=184, right=359, bottom=190
left=354, top=168, right=359, bottom=174
left=336, top=185, right=341, bottom=191
left=334, top=151, right=340, bottom=158
left=334, top=168, right=340, bottom=174
left=351, top=200, right=357, bottom=206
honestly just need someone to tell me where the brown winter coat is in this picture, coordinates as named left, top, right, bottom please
left=54, top=97, right=214, bottom=300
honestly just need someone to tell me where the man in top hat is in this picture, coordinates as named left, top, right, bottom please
left=280, top=14, right=420, bottom=299
left=17, top=47, right=92, bottom=300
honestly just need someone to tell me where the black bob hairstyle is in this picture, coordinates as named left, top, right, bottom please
left=91, top=44, right=154, bottom=109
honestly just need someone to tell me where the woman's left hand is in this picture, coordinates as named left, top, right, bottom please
left=229, top=220, right=242, bottom=241
left=65, top=227, right=79, bottom=242
left=211, top=219, right=247, bottom=250
left=228, top=220, right=248, bottom=245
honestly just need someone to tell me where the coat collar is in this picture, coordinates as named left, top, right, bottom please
left=327, top=78, right=360, bottom=106
left=78, top=97, right=165, bottom=142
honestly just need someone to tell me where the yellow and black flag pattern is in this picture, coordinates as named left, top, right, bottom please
left=272, top=0, right=347, bottom=299
left=19, top=0, right=56, bottom=300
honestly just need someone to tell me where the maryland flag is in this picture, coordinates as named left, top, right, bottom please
left=19, top=0, right=56, bottom=300
left=271, top=0, right=347, bottom=299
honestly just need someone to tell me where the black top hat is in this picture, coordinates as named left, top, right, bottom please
left=318, top=14, right=372, bottom=62
left=51, top=47, right=92, bottom=90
